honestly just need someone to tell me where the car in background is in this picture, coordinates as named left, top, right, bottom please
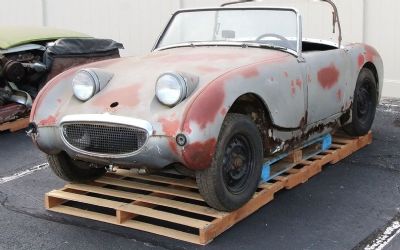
left=0, top=26, right=123, bottom=124
left=30, top=1, right=383, bottom=211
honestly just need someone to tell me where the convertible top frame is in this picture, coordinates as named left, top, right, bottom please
left=221, top=0, right=342, bottom=47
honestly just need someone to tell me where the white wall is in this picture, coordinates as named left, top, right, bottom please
left=0, top=0, right=398, bottom=97
left=363, top=0, right=400, bottom=96
left=44, top=0, right=180, bottom=56
left=0, top=0, right=43, bottom=25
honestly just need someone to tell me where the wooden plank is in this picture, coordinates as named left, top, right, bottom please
left=45, top=193, right=65, bottom=209
left=49, top=205, right=201, bottom=245
left=283, top=149, right=303, bottom=164
left=118, top=203, right=210, bottom=229
left=50, top=189, right=211, bottom=229
left=0, top=117, right=29, bottom=132
left=285, top=168, right=309, bottom=189
left=333, top=138, right=354, bottom=144
left=115, top=169, right=198, bottom=189
left=300, top=160, right=315, bottom=165
left=287, top=169, right=300, bottom=174
left=95, top=176, right=204, bottom=201
left=199, top=189, right=274, bottom=244
left=305, top=162, right=322, bottom=178
left=65, top=183, right=226, bottom=218
left=47, top=190, right=125, bottom=209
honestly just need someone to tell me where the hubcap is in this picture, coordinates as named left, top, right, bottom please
left=222, top=134, right=254, bottom=194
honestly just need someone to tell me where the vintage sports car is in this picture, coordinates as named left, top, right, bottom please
left=30, top=1, right=383, bottom=211
left=0, top=26, right=123, bottom=124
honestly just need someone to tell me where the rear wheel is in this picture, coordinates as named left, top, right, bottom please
left=196, top=114, right=263, bottom=211
left=47, top=152, right=106, bottom=182
left=344, top=68, right=377, bottom=136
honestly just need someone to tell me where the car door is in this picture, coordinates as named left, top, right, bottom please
left=303, top=49, right=351, bottom=124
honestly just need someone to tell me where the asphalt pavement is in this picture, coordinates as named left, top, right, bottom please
left=0, top=98, right=399, bottom=250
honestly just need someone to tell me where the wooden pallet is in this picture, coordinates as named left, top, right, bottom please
left=0, top=117, right=29, bottom=132
left=45, top=132, right=373, bottom=245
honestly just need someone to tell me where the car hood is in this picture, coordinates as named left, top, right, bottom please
left=80, top=46, right=288, bottom=108
left=33, top=46, right=290, bottom=128
left=0, top=26, right=90, bottom=49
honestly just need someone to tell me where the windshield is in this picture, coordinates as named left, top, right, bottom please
left=156, top=8, right=299, bottom=52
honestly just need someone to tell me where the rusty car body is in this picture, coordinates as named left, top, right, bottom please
left=30, top=1, right=383, bottom=211
left=0, top=26, right=123, bottom=124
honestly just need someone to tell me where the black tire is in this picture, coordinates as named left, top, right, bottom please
left=196, top=114, right=263, bottom=211
left=344, top=68, right=378, bottom=136
left=47, top=152, right=106, bottom=182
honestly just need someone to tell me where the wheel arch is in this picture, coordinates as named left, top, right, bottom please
left=227, top=92, right=275, bottom=156
left=363, top=62, right=380, bottom=101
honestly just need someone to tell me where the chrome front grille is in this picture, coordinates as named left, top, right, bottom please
left=62, top=123, right=148, bottom=155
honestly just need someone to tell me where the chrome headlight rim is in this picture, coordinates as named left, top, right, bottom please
left=72, top=69, right=100, bottom=102
left=155, top=72, right=187, bottom=107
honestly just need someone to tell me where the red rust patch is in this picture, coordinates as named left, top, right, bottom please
left=365, top=45, right=378, bottom=62
left=158, top=117, right=180, bottom=136
left=196, top=65, right=221, bottom=73
left=183, top=79, right=226, bottom=131
left=295, top=79, right=303, bottom=89
left=284, top=72, right=289, bottom=78
left=270, top=77, right=275, bottom=82
left=358, top=54, right=365, bottom=68
left=183, top=122, right=192, bottom=134
left=38, top=115, right=57, bottom=126
left=239, top=67, right=259, bottom=78
left=182, top=138, right=217, bottom=170
left=92, top=84, right=142, bottom=107
left=290, top=81, right=296, bottom=96
left=317, top=64, right=340, bottom=90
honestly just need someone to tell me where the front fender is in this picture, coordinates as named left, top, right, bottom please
left=180, top=55, right=306, bottom=170
left=30, top=68, right=78, bottom=127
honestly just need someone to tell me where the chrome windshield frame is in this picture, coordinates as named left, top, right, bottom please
left=152, top=7, right=304, bottom=60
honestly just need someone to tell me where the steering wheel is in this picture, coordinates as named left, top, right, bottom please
left=255, top=33, right=292, bottom=49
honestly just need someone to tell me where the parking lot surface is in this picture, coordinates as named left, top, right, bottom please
left=0, top=99, right=399, bottom=250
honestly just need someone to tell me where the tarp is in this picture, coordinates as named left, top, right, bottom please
left=0, top=26, right=89, bottom=49
left=46, top=38, right=124, bottom=56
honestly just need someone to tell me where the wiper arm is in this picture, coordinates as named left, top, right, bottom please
left=257, top=43, right=288, bottom=51
left=239, top=41, right=289, bottom=51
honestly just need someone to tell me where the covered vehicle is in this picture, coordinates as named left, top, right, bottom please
left=0, top=26, right=123, bottom=124
left=30, top=0, right=383, bottom=211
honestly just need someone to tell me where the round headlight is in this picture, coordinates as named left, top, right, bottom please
left=155, top=73, right=187, bottom=107
left=72, top=70, right=99, bottom=101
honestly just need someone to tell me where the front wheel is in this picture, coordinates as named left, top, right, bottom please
left=344, top=68, right=378, bottom=136
left=47, top=152, right=106, bottom=182
left=196, top=114, right=263, bottom=211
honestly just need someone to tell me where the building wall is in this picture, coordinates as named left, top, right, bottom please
left=0, top=0, right=398, bottom=96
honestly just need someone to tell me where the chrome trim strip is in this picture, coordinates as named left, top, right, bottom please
left=297, top=11, right=303, bottom=62
left=60, top=114, right=153, bottom=135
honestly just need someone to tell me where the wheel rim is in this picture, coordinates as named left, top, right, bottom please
left=222, top=134, right=254, bottom=194
left=356, top=82, right=373, bottom=124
